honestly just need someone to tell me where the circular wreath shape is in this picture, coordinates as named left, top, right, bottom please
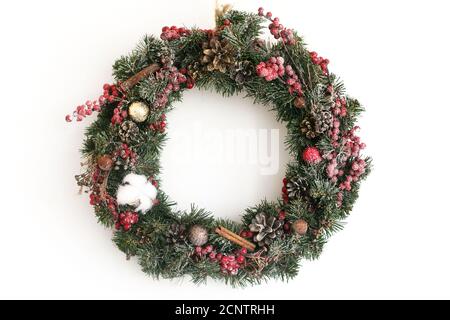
left=68, top=8, right=371, bottom=286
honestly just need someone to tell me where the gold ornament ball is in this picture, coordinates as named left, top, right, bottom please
left=128, top=101, right=150, bottom=123
left=188, top=225, right=209, bottom=246
left=97, top=155, right=114, bottom=171
left=292, top=219, right=309, bottom=236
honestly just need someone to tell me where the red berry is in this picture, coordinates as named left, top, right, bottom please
left=240, top=248, right=247, bottom=255
left=186, top=79, right=195, bottom=89
left=279, top=211, right=286, bottom=220
left=236, top=256, right=245, bottom=264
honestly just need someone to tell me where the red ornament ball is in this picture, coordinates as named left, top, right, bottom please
left=303, top=147, right=322, bottom=164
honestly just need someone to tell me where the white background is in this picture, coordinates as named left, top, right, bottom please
left=1, top=0, right=449, bottom=300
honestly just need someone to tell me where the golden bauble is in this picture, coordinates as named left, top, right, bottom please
left=292, top=219, right=309, bottom=236
left=128, top=101, right=150, bottom=123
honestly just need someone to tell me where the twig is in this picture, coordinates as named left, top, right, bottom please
left=99, top=170, right=111, bottom=202
left=215, top=226, right=256, bottom=251
left=121, top=63, right=161, bottom=91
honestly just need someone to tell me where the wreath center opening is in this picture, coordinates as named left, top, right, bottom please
left=160, top=90, right=290, bottom=218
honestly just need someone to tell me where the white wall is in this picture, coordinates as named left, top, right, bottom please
left=1, top=0, right=449, bottom=299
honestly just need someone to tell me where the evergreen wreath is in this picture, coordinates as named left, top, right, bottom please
left=67, top=7, right=371, bottom=287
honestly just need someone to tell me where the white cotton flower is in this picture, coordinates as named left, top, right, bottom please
left=116, top=173, right=158, bottom=214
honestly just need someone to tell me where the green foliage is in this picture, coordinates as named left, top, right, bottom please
left=77, top=10, right=371, bottom=287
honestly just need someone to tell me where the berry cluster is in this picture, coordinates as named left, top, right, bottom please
left=116, top=211, right=139, bottom=231
left=303, top=147, right=322, bottom=164
left=282, top=178, right=289, bottom=203
left=325, top=153, right=344, bottom=183
left=88, top=169, right=105, bottom=206
left=256, top=58, right=303, bottom=97
left=66, top=86, right=111, bottom=123
left=343, top=126, right=366, bottom=159
left=339, top=158, right=367, bottom=192
left=194, top=245, right=247, bottom=276
left=329, top=119, right=342, bottom=147
left=194, top=244, right=215, bottom=258
left=325, top=124, right=367, bottom=205
left=256, top=56, right=285, bottom=81
left=179, top=68, right=195, bottom=89
left=102, top=83, right=122, bottom=104
left=149, top=114, right=167, bottom=133
left=328, top=96, right=348, bottom=147
left=333, top=97, right=348, bottom=117
left=113, top=144, right=137, bottom=168
left=65, top=100, right=100, bottom=122
left=285, top=65, right=303, bottom=96
left=105, top=194, right=119, bottom=221
left=219, top=248, right=247, bottom=275
left=111, top=107, right=128, bottom=125
left=310, top=51, right=330, bottom=75
left=160, top=26, right=189, bottom=41
left=258, top=8, right=295, bottom=45
left=89, top=192, right=101, bottom=206
left=66, top=84, right=125, bottom=123
left=154, top=67, right=188, bottom=108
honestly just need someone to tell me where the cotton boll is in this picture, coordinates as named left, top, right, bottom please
left=141, top=181, right=157, bottom=200
left=116, top=173, right=158, bottom=214
left=135, top=196, right=152, bottom=213
left=122, top=173, right=148, bottom=187
left=117, top=185, right=141, bottom=208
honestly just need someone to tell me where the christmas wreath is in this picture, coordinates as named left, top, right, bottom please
left=67, top=7, right=371, bottom=286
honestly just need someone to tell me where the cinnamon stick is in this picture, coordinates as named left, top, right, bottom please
left=215, top=226, right=256, bottom=252
left=121, top=63, right=160, bottom=91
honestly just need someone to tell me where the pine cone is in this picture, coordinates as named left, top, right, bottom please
left=166, top=223, right=187, bottom=244
left=311, top=105, right=333, bottom=135
left=188, top=61, right=202, bottom=80
left=249, top=213, right=283, bottom=247
left=300, top=117, right=317, bottom=139
left=136, top=228, right=151, bottom=245
left=232, top=60, right=252, bottom=85
left=119, top=121, right=141, bottom=144
left=286, top=177, right=308, bottom=199
left=201, top=36, right=235, bottom=73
